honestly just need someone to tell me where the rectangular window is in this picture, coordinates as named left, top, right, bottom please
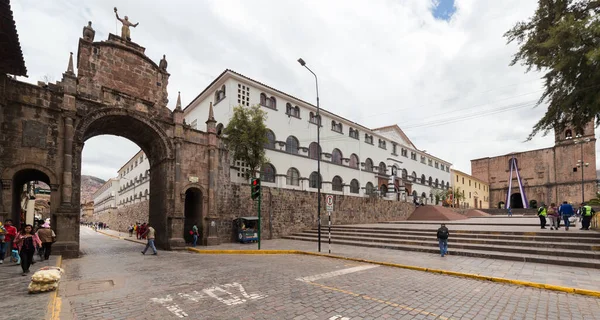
left=469, top=180, right=471, bottom=186
left=456, top=176, right=458, bottom=182
left=364, top=134, right=373, bottom=144
left=392, top=144, right=397, bottom=155
left=440, top=164, right=444, bottom=170
left=378, top=139, right=386, bottom=149
left=462, top=177, right=464, bottom=184
left=446, top=167, right=449, bottom=172
left=435, top=162, right=439, bottom=169
left=428, top=159, right=432, bottom=166
left=420, top=156, right=425, bottom=163
left=401, top=149, right=408, bottom=157
left=469, top=192, right=471, bottom=198
left=410, top=152, right=417, bottom=160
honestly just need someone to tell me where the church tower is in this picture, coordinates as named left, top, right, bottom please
left=554, top=121, right=595, bottom=146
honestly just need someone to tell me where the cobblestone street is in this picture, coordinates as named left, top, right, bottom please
left=56, top=228, right=600, bottom=319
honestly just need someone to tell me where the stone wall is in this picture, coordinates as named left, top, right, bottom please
left=215, top=182, right=414, bottom=244
left=91, top=201, right=149, bottom=232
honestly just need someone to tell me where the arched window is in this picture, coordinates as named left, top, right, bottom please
left=264, top=129, right=276, bottom=149
left=269, top=96, right=276, bottom=109
left=139, top=173, right=143, bottom=181
left=402, top=169, right=408, bottom=179
left=428, top=176, right=433, bottom=186
left=286, top=167, right=300, bottom=186
left=215, top=85, right=226, bottom=102
left=446, top=182, right=450, bottom=189
left=380, top=184, right=388, bottom=196
left=309, top=112, right=321, bottom=125
left=285, top=136, right=299, bottom=154
left=308, top=142, right=321, bottom=160
left=412, top=190, right=418, bottom=198
left=350, top=179, right=360, bottom=194
left=286, top=103, right=293, bottom=115
left=216, top=123, right=224, bottom=136
left=441, top=180, right=445, bottom=188
left=378, top=162, right=386, bottom=174
left=349, top=154, right=359, bottom=169
left=332, top=176, right=343, bottom=191
left=145, top=189, right=149, bottom=196
left=365, top=182, right=375, bottom=194
left=565, top=129, right=572, bottom=139
left=421, top=174, right=426, bottom=184
left=309, top=171, right=322, bottom=188
left=260, top=93, right=267, bottom=106
left=260, top=163, right=276, bottom=182
left=421, top=192, right=427, bottom=198
left=508, top=158, right=518, bottom=170
left=294, top=106, right=300, bottom=117
left=139, top=192, right=143, bottom=198
left=435, top=178, right=439, bottom=188
left=365, top=158, right=374, bottom=172
left=411, top=171, right=417, bottom=181
left=332, top=148, right=343, bottom=165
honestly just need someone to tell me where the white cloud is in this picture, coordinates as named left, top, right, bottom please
left=10, top=0, right=598, bottom=179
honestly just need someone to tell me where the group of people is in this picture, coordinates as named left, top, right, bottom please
left=536, top=202, right=596, bottom=230
left=0, top=219, right=56, bottom=276
left=128, top=222, right=150, bottom=240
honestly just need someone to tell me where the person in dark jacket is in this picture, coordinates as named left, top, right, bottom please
left=558, top=201, right=575, bottom=231
left=436, top=224, right=449, bottom=257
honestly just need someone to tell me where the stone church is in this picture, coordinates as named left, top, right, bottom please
left=471, top=122, right=597, bottom=209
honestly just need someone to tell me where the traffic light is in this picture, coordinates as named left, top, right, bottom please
left=251, top=178, right=261, bottom=200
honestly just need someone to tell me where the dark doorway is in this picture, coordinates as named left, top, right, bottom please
left=183, top=188, right=203, bottom=244
left=11, top=169, right=51, bottom=229
left=510, top=193, right=524, bottom=209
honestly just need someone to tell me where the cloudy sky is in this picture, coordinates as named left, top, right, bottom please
left=11, top=0, right=598, bottom=181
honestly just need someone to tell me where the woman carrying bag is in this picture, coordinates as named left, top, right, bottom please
left=36, top=222, right=56, bottom=260
left=14, top=224, right=42, bottom=276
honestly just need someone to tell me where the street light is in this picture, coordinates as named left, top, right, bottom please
left=573, top=134, right=591, bottom=204
left=298, top=57, right=322, bottom=252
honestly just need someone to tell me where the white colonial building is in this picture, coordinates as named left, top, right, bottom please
left=116, top=150, right=150, bottom=208
left=92, top=178, right=119, bottom=215
left=182, top=70, right=452, bottom=203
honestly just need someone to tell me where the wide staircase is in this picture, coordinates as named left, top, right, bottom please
left=283, top=224, right=600, bottom=269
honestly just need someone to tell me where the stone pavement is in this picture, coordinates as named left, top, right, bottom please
left=0, top=251, right=60, bottom=320
left=60, top=227, right=600, bottom=319
left=97, top=226, right=600, bottom=292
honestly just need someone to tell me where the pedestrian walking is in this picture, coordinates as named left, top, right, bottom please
left=537, top=203, right=547, bottom=229
left=436, top=223, right=449, bottom=257
left=547, top=203, right=559, bottom=230
left=558, top=201, right=575, bottom=231
left=14, top=224, right=42, bottom=276
left=507, top=206, right=512, bottom=217
left=580, top=202, right=595, bottom=230
left=35, top=222, right=56, bottom=260
left=191, top=222, right=199, bottom=247
left=1, top=219, right=17, bottom=264
left=141, top=224, right=157, bottom=255
left=128, top=224, right=134, bottom=237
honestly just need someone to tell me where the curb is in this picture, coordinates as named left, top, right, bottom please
left=186, top=248, right=600, bottom=298
left=96, top=230, right=146, bottom=245
left=46, top=255, right=63, bottom=320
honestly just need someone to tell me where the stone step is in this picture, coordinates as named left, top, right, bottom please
left=310, top=227, right=600, bottom=243
left=288, top=233, right=600, bottom=260
left=301, top=229, right=600, bottom=247
left=328, top=226, right=600, bottom=238
left=379, top=221, right=540, bottom=226
left=282, top=235, right=600, bottom=269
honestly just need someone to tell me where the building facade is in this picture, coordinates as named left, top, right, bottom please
left=117, top=150, right=150, bottom=208
left=471, top=122, right=597, bottom=208
left=92, top=178, right=119, bottom=215
left=182, top=70, right=452, bottom=203
left=451, top=169, right=490, bottom=209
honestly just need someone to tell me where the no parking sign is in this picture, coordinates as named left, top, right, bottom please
left=326, top=195, right=334, bottom=212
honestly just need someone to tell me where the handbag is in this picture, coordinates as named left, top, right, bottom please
left=189, top=230, right=194, bottom=235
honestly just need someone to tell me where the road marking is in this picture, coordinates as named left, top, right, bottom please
left=150, top=295, right=188, bottom=318
left=329, top=316, right=351, bottom=320
left=296, top=265, right=379, bottom=283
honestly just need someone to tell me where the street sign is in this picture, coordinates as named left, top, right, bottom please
left=326, top=195, right=334, bottom=212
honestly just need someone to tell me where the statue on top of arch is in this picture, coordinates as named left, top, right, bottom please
left=114, top=7, right=139, bottom=41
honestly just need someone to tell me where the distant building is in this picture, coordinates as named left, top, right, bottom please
left=116, top=150, right=149, bottom=208
left=182, top=70, right=452, bottom=203
left=80, top=201, right=94, bottom=220
left=471, top=122, right=596, bottom=208
left=92, top=178, right=119, bottom=215
left=451, top=169, right=490, bottom=209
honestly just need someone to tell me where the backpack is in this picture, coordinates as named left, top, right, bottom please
left=437, top=228, right=448, bottom=239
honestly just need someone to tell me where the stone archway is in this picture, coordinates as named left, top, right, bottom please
left=4, top=168, right=57, bottom=228
left=71, top=109, right=175, bottom=251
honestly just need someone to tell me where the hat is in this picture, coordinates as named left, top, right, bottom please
left=42, top=222, right=50, bottom=228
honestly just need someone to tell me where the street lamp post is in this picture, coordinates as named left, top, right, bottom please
left=573, top=134, right=591, bottom=204
left=298, top=58, right=321, bottom=252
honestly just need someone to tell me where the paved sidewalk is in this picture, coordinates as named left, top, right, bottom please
left=96, top=227, right=600, bottom=292
left=0, top=253, right=60, bottom=320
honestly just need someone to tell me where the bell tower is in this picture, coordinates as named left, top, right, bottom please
left=554, top=121, right=595, bottom=146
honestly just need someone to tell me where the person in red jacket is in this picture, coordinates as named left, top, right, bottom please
left=1, top=219, right=17, bottom=264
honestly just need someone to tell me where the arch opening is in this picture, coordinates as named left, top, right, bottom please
left=183, top=188, right=203, bottom=245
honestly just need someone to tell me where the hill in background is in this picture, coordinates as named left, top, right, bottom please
left=81, top=175, right=106, bottom=203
